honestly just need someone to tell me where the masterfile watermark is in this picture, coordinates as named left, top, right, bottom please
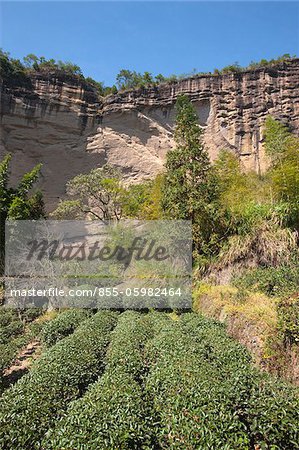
left=4, top=220, right=192, bottom=309
left=26, top=237, right=170, bottom=267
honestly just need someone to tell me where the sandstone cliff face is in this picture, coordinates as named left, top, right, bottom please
left=1, top=60, right=298, bottom=211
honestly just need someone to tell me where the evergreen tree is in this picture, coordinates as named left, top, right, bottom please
left=162, top=95, right=218, bottom=261
left=162, top=95, right=211, bottom=221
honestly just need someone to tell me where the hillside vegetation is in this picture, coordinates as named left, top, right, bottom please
left=0, top=92, right=298, bottom=447
left=0, top=311, right=298, bottom=449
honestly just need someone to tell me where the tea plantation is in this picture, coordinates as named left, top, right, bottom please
left=0, top=310, right=298, bottom=449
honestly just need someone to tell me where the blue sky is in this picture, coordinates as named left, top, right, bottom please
left=1, top=1, right=298, bottom=85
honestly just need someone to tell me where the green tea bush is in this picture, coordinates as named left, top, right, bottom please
left=0, top=309, right=18, bottom=327
left=0, top=309, right=25, bottom=392
left=21, top=307, right=43, bottom=323
left=44, top=311, right=160, bottom=450
left=0, top=308, right=45, bottom=393
left=0, top=309, right=24, bottom=343
left=144, top=313, right=299, bottom=449
left=0, top=311, right=118, bottom=450
left=41, top=309, right=90, bottom=346
left=46, top=370, right=149, bottom=450
left=144, top=320, right=252, bottom=449
left=0, top=342, right=18, bottom=392
left=0, top=320, right=24, bottom=344
left=105, top=311, right=154, bottom=376
left=247, top=376, right=299, bottom=449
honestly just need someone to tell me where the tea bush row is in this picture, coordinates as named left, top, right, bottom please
left=43, top=311, right=168, bottom=450
left=181, top=314, right=299, bottom=448
left=0, top=309, right=24, bottom=344
left=144, top=313, right=299, bottom=449
left=0, top=310, right=118, bottom=450
left=41, top=309, right=91, bottom=346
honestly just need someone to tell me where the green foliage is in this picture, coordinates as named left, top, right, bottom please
left=85, top=77, right=118, bottom=96
left=221, top=62, right=242, bottom=74
left=116, top=69, right=155, bottom=90
left=0, top=154, right=44, bottom=271
left=21, top=53, right=83, bottom=76
left=2, top=311, right=299, bottom=448
left=214, top=54, right=296, bottom=75
left=264, top=117, right=299, bottom=230
left=0, top=50, right=84, bottom=86
left=0, top=307, right=43, bottom=393
left=123, top=174, right=164, bottom=219
left=1, top=50, right=116, bottom=96
left=52, top=164, right=125, bottom=221
left=144, top=313, right=299, bottom=449
left=44, top=311, right=158, bottom=449
left=247, top=54, right=296, bottom=69
left=0, top=49, right=32, bottom=87
left=162, top=95, right=223, bottom=263
left=233, top=264, right=299, bottom=298
left=213, top=150, right=273, bottom=233
left=264, top=116, right=291, bottom=163
left=41, top=309, right=90, bottom=346
left=54, top=166, right=164, bottom=221
left=0, top=311, right=118, bottom=449
left=115, top=55, right=297, bottom=90
left=2, top=49, right=296, bottom=97
left=0, top=310, right=24, bottom=345
left=277, top=295, right=299, bottom=346
left=206, top=118, right=299, bottom=275
left=162, top=95, right=211, bottom=221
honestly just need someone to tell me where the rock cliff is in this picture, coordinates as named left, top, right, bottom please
left=1, top=59, right=298, bottom=211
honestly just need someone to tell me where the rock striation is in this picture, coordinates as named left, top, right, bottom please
left=1, top=60, right=298, bottom=211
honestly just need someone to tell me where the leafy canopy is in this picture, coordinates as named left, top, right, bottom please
left=0, top=154, right=44, bottom=270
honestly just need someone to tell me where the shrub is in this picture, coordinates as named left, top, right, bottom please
left=144, top=318, right=252, bottom=448
left=41, top=309, right=90, bottom=346
left=46, top=370, right=149, bottom=450
left=144, top=313, right=299, bottom=449
left=233, top=265, right=299, bottom=298
left=0, top=311, right=118, bottom=450
left=0, top=310, right=24, bottom=344
left=44, top=311, right=161, bottom=450
left=0, top=50, right=32, bottom=87
left=0, top=342, right=18, bottom=392
left=277, top=294, right=299, bottom=346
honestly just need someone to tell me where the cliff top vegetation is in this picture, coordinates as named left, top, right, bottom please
left=0, top=49, right=297, bottom=96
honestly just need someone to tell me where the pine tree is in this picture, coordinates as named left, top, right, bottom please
left=162, top=95, right=211, bottom=221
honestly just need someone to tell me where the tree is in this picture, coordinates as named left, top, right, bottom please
left=23, top=54, right=39, bottom=70
left=123, top=175, right=164, bottom=220
left=264, top=117, right=299, bottom=230
left=116, top=70, right=139, bottom=90
left=264, top=116, right=290, bottom=165
left=52, top=165, right=126, bottom=222
left=155, top=74, right=165, bottom=84
left=161, top=95, right=218, bottom=260
left=85, top=77, right=105, bottom=95
left=0, top=50, right=30, bottom=87
left=162, top=95, right=211, bottom=221
left=0, top=154, right=44, bottom=271
left=142, top=71, right=153, bottom=86
left=221, top=62, right=241, bottom=74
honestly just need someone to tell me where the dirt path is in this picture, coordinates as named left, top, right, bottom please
left=3, top=340, right=42, bottom=386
